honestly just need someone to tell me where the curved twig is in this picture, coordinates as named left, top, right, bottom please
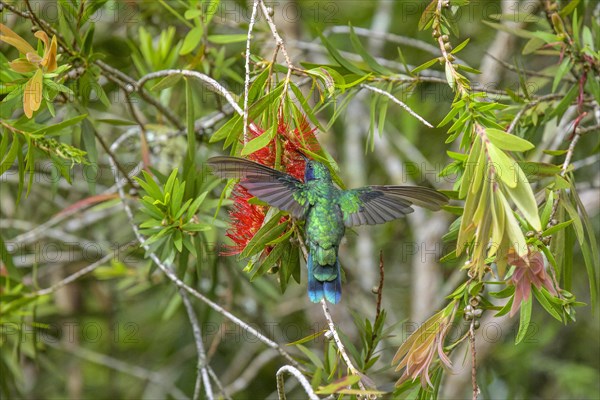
left=276, top=365, right=320, bottom=400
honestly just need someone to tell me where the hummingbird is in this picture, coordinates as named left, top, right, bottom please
left=208, top=155, right=448, bottom=304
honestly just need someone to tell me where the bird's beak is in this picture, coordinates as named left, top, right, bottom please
left=297, top=150, right=309, bottom=161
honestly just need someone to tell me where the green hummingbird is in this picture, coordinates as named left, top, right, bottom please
left=208, top=155, right=448, bottom=304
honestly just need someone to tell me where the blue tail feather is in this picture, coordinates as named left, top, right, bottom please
left=307, top=253, right=324, bottom=302
left=307, top=252, right=342, bottom=304
left=323, top=260, right=341, bottom=304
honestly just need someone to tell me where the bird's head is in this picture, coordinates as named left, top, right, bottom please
left=304, top=159, right=331, bottom=182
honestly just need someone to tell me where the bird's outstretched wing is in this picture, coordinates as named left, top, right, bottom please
left=208, top=156, right=309, bottom=219
left=338, top=185, right=448, bottom=227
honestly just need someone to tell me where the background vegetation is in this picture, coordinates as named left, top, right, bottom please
left=1, top=0, right=599, bottom=399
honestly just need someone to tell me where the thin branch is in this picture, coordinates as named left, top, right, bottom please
left=469, top=320, right=479, bottom=400
left=276, top=365, right=320, bottom=400
left=258, top=0, right=293, bottom=97
left=208, top=367, right=233, bottom=400
left=360, top=84, right=433, bottom=128
left=243, top=1, right=260, bottom=144
left=180, top=288, right=213, bottom=400
left=577, top=123, right=600, bottom=135
left=320, top=300, right=367, bottom=395
left=137, top=70, right=244, bottom=117
left=376, top=251, right=384, bottom=321
left=547, top=128, right=584, bottom=228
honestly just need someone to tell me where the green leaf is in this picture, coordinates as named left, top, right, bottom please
left=287, top=329, right=327, bottom=346
left=568, top=189, right=599, bottom=310
left=459, top=137, right=482, bottom=198
left=247, top=67, right=271, bottom=104
left=289, top=83, right=325, bottom=131
left=316, top=376, right=361, bottom=395
left=559, top=0, right=580, bottom=18
left=411, top=58, right=439, bottom=75
left=495, top=296, right=514, bottom=317
left=209, top=114, right=241, bottom=144
left=296, top=344, right=324, bottom=369
left=135, top=171, right=163, bottom=200
left=0, top=135, right=19, bottom=175
left=515, top=296, right=532, bottom=344
left=239, top=211, right=285, bottom=259
left=445, top=62, right=455, bottom=89
left=180, top=26, right=203, bottom=55
left=250, top=242, right=287, bottom=280
left=173, top=230, right=183, bottom=252
left=81, top=23, right=95, bottom=56
left=336, top=73, right=371, bottom=90
left=489, top=285, right=516, bottom=299
left=31, top=114, right=88, bottom=136
left=184, top=9, right=202, bottom=19
left=318, top=32, right=365, bottom=75
left=0, top=234, right=22, bottom=278
left=498, top=191, right=528, bottom=256
left=348, top=25, right=391, bottom=75
left=542, top=219, right=573, bottom=237
left=186, top=192, right=207, bottom=220
left=518, top=161, right=562, bottom=180
left=553, top=58, right=572, bottom=92
left=455, top=64, right=481, bottom=74
left=505, top=167, right=542, bottom=231
left=543, top=149, right=568, bottom=156
left=151, top=74, right=182, bottom=91
left=164, top=169, right=179, bottom=197
left=486, top=129, right=534, bottom=152
left=437, top=105, right=461, bottom=127
left=522, top=37, right=546, bottom=55
left=418, top=0, right=437, bottom=30
left=207, top=34, right=248, bottom=44
left=487, top=143, right=517, bottom=188
left=240, top=124, right=276, bottom=156
left=451, top=38, right=470, bottom=54
left=548, top=85, right=578, bottom=120
left=532, top=286, right=563, bottom=322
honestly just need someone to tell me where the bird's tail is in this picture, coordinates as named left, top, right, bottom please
left=307, top=253, right=341, bottom=304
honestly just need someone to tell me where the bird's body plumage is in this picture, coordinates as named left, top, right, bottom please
left=208, top=156, right=448, bottom=304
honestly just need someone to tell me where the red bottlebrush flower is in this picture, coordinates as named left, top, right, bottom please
left=393, top=303, right=456, bottom=388
left=222, top=185, right=267, bottom=255
left=279, top=116, right=320, bottom=180
left=223, top=114, right=321, bottom=255
left=508, top=249, right=558, bottom=317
